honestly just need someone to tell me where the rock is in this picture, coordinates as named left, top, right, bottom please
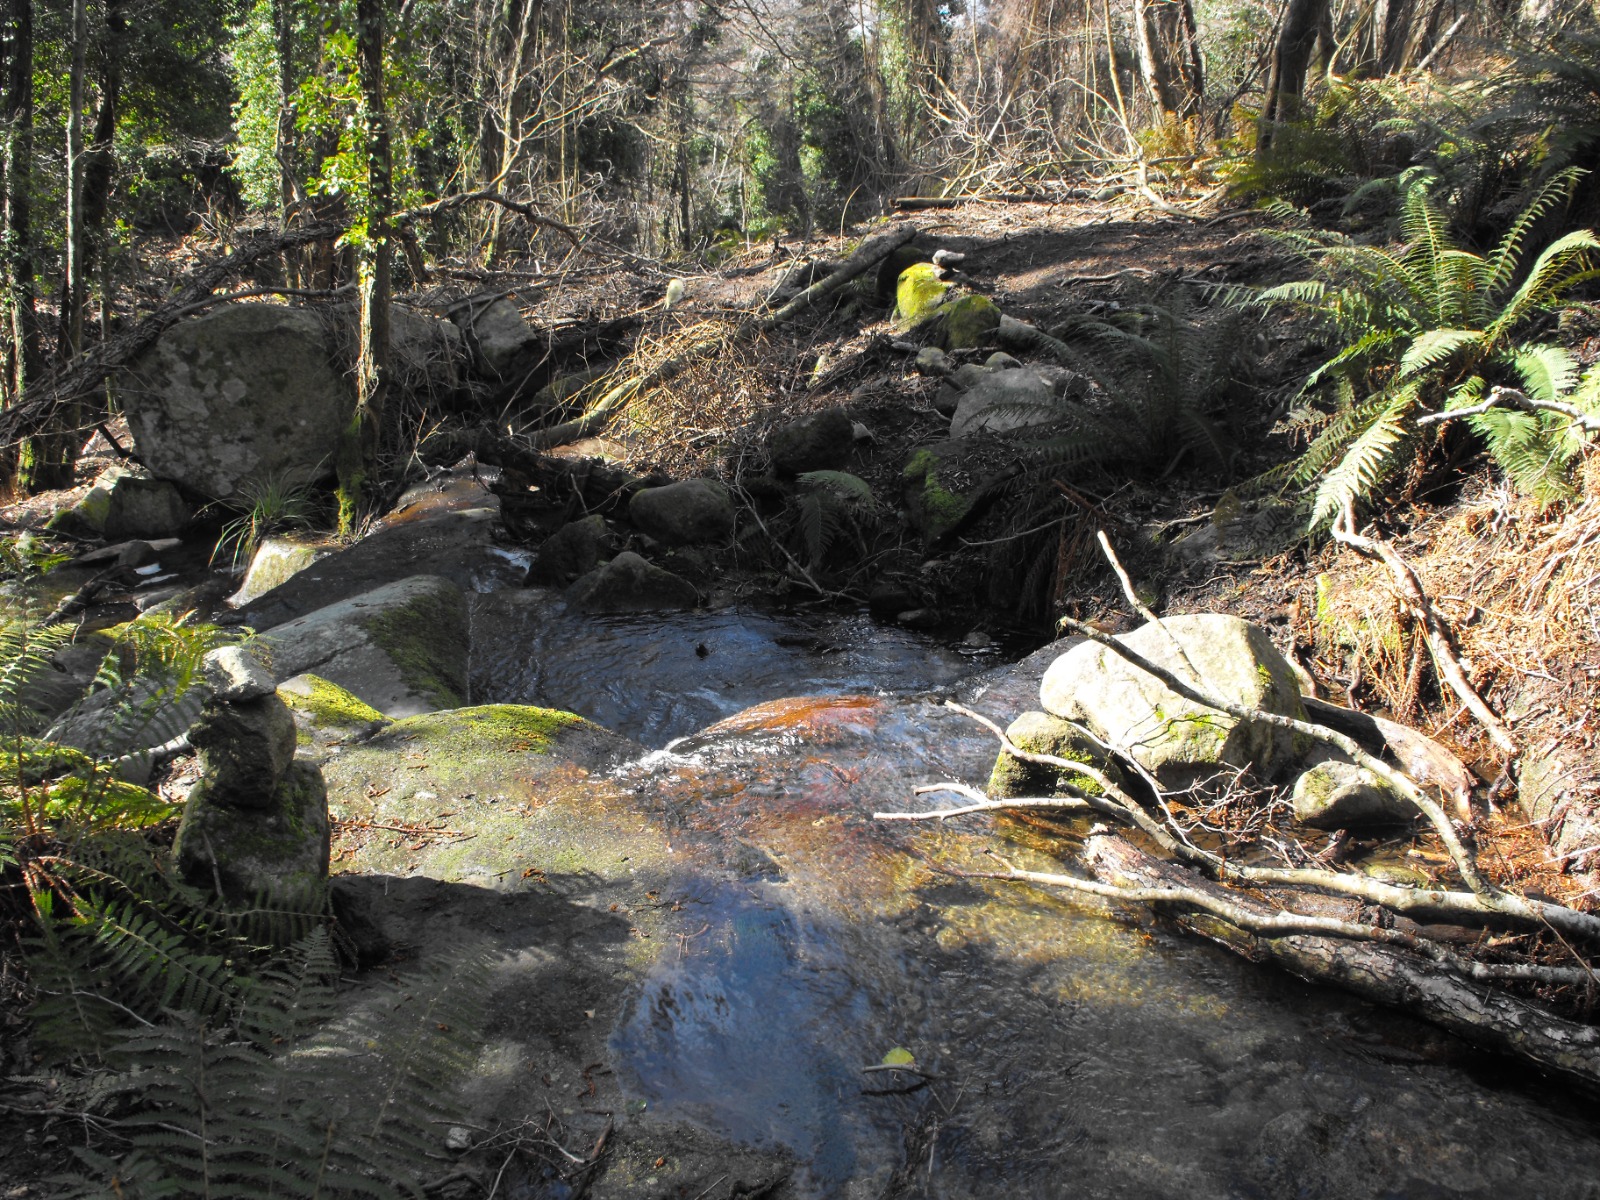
left=44, top=677, right=206, bottom=786
left=73, top=538, right=181, bottom=568
left=46, top=464, right=131, bottom=537
left=229, top=533, right=336, bottom=607
left=391, top=305, right=465, bottom=403
left=188, top=692, right=299, bottom=808
left=566, top=551, right=698, bottom=613
left=235, top=467, right=503, bottom=631
left=984, top=351, right=1021, bottom=370
left=867, top=580, right=917, bottom=617
left=256, top=575, right=470, bottom=716
left=769, top=407, right=855, bottom=476
left=457, top=296, right=535, bottom=378
left=915, top=346, right=950, bottom=376
left=902, top=440, right=984, bottom=544
left=278, top=673, right=390, bottom=752
left=934, top=362, right=989, bottom=416
left=940, top=294, right=1001, bottom=350
left=895, top=262, right=952, bottom=324
left=895, top=607, right=941, bottom=630
left=526, top=514, right=618, bottom=587
left=628, top=478, right=735, bottom=546
left=202, top=646, right=276, bottom=702
left=949, top=366, right=1058, bottom=437
left=102, top=475, right=192, bottom=539
left=988, top=710, right=1122, bottom=801
left=1292, top=759, right=1415, bottom=829
left=118, top=303, right=353, bottom=501
left=1040, top=614, right=1308, bottom=787
left=317, top=704, right=638, bottom=881
left=173, top=761, right=329, bottom=912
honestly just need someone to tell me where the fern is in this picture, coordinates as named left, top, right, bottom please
left=792, top=471, right=877, bottom=571
left=1249, top=172, right=1600, bottom=524
left=65, top=932, right=491, bottom=1200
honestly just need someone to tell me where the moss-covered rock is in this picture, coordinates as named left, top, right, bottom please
left=319, top=704, right=642, bottom=883
left=876, top=244, right=934, bottom=304
left=902, top=440, right=981, bottom=544
left=988, top=711, right=1122, bottom=801
left=1291, top=759, right=1414, bottom=830
left=173, top=760, right=330, bottom=919
left=895, top=263, right=952, bottom=325
left=1041, top=614, right=1308, bottom=787
left=189, top=693, right=299, bottom=809
left=940, top=294, right=1001, bottom=350
left=278, top=673, right=390, bottom=750
left=257, top=575, right=469, bottom=717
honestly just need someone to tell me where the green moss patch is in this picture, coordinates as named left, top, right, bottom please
left=895, top=263, right=952, bottom=325
left=941, top=294, right=1001, bottom=350
left=279, top=674, right=388, bottom=730
left=356, top=588, right=469, bottom=710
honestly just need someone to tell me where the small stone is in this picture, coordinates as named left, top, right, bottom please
left=202, top=647, right=277, bottom=702
left=963, top=630, right=993, bottom=648
left=984, top=352, right=1022, bottom=370
left=915, top=346, right=950, bottom=376
left=895, top=607, right=941, bottom=630
left=566, top=551, right=699, bottom=613
left=1292, top=760, right=1415, bottom=830
left=444, top=1127, right=473, bottom=1152
left=189, top=694, right=299, bottom=808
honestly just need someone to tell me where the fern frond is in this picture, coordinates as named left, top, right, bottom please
left=796, top=470, right=874, bottom=505
left=1487, top=229, right=1600, bottom=340
left=1398, top=328, right=1483, bottom=379
left=1309, top=388, right=1421, bottom=527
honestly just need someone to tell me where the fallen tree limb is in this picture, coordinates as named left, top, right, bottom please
left=1077, top=833, right=1600, bottom=1088
left=0, top=221, right=343, bottom=447
left=1414, top=386, right=1600, bottom=434
left=1332, top=499, right=1518, bottom=759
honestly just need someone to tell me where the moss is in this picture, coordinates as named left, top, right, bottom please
left=356, top=588, right=469, bottom=710
left=987, top=712, right=1116, bottom=800
left=392, top=704, right=582, bottom=756
left=876, top=244, right=933, bottom=303
left=279, top=674, right=388, bottom=731
left=895, top=263, right=951, bottom=325
left=940, top=294, right=1000, bottom=350
left=902, top=446, right=975, bottom=543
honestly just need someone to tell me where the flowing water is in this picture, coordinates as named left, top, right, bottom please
left=466, top=595, right=1600, bottom=1198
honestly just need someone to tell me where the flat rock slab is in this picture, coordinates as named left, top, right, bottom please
left=237, top=466, right=513, bottom=631
left=257, top=575, right=469, bottom=717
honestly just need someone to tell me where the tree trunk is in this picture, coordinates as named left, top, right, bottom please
left=1131, top=0, right=1204, bottom=124
left=2, top=0, right=42, bottom=405
left=339, top=0, right=393, bottom=532
left=1259, top=0, right=1328, bottom=153
left=20, top=0, right=87, bottom=492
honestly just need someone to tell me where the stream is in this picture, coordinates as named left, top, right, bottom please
left=461, top=594, right=1600, bottom=1199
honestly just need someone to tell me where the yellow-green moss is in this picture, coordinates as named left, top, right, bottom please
left=895, top=263, right=951, bottom=324
left=902, top=447, right=975, bottom=543
left=280, top=674, right=387, bottom=730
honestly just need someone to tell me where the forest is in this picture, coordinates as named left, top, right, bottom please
left=3, top=0, right=1600, bottom=1196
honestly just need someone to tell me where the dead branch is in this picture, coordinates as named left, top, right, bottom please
left=1331, top=498, right=1519, bottom=758
left=1414, top=386, right=1600, bottom=434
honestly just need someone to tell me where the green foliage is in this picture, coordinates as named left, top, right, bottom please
left=794, top=470, right=878, bottom=571
left=61, top=930, right=490, bottom=1199
left=210, top=469, right=322, bottom=571
left=1010, top=286, right=1255, bottom=479
left=1251, top=171, right=1600, bottom=524
left=230, top=0, right=283, bottom=212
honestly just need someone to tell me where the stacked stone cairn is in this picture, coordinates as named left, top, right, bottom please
left=173, top=647, right=331, bottom=924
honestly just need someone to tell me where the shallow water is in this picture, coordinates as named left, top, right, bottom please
left=468, top=589, right=981, bottom=746
left=469, top=606, right=1598, bottom=1200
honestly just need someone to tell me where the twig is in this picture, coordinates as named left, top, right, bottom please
left=1414, top=386, right=1600, bottom=434
left=873, top=781, right=1091, bottom=821
left=1331, top=498, right=1518, bottom=758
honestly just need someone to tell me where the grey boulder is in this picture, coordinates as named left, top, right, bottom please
left=629, top=478, right=735, bottom=546
left=566, top=551, right=698, bottom=613
left=1040, top=615, right=1307, bottom=787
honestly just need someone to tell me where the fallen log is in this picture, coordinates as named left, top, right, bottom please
left=1081, top=833, right=1600, bottom=1088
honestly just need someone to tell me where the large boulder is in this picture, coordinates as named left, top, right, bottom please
left=1040, top=615, right=1308, bottom=787
left=256, top=575, right=470, bottom=716
left=456, top=296, right=536, bottom=379
left=629, top=478, right=735, bottom=546
left=566, top=551, right=698, bottom=613
left=118, top=304, right=353, bottom=501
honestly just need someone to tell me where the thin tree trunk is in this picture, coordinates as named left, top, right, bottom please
left=1260, top=0, right=1328, bottom=152
left=339, top=0, right=392, bottom=532
left=3, top=0, right=42, bottom=405
left=1131, top=0, right=1204, bottom=124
